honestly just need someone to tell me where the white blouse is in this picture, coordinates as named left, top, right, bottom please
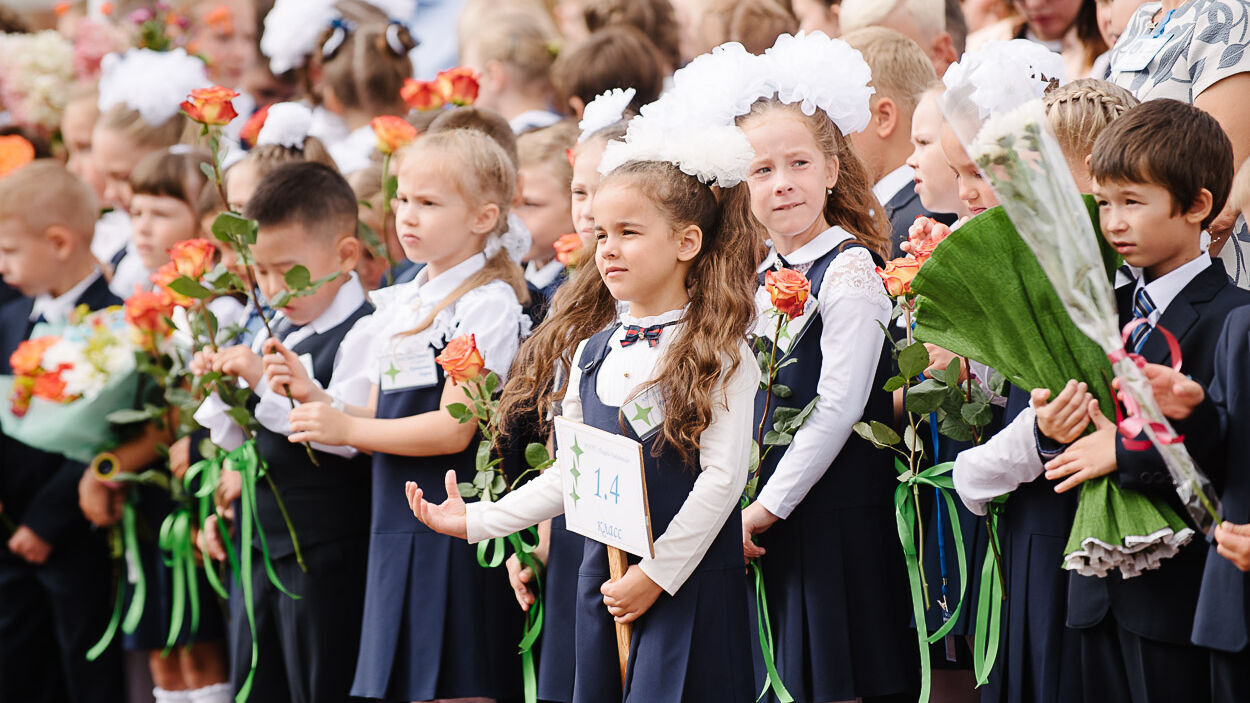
left=752, top=226, right=892, bottom=519
left=465, top=309, right=759, bottom=595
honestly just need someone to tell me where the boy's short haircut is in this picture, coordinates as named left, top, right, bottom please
left=428, top=106, right=520, bottom=168
left=841, top=0, right=946, bottom=37
left=243, top=162, right=358, bottom=242
left=842, top=26, right=938, bottom=118
left=0, top=160, right=97, bottom=242
left=551, top=25, right=665, bottom=117
left=1091, top=98, right=1234, bottom=230
left=1230, top=157, right=1250, bottom=213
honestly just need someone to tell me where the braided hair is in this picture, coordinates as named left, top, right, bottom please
left=1044, top=78, right=1139, bottom=170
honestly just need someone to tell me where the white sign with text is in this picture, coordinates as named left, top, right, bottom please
left=555, top=416, right=655, bottom=559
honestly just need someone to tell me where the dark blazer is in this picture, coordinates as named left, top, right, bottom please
left=882, top=182, right=956, bottom=258
left=0, top=274, right=121, bottom=545
left=1184, top=305, right=1250, bottom=652
left=1067, top=259, right=1250, bottom=644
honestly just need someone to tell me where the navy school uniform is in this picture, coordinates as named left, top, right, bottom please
left=1067, top=258, right=1250, bottom=703
left=750, top=236, right=918, bottom=702
left=880, top=174, right=957, bottom=258
left=567, top=328, right=753, bottom=703
left=0, top=272, right=125, bottom=703
left=349, top=339, right=521, bottom=701
left=227, top=298, right=375, bottom=702
left=1179, top=305, right=1250, bottom=703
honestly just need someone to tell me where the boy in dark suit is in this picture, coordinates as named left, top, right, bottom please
left=1041, top=99, right=1250, bottom=703
left=0, top=160, right=124, bottom=702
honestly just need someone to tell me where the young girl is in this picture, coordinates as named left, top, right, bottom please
left=275, top=129, right=530, bottom=702
left=906, top=84, right=967, bottom=220
left=517, top=121, right=579, bottom=302
left=406, top=120, right=760, bottom=703
left=733, top=34, right=919, bottom=703
left=460, top=10, right=563, bottom=133
left=570, top=119, right=630, bottom=251
left=1043, top=77, right=1138, bottom=192
left=310, top=11, right=416, bottom=175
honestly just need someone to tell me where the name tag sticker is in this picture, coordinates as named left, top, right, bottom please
left=378, top=339, right=438, bottom=392
left=1114, top=31, right=1172, bottom=72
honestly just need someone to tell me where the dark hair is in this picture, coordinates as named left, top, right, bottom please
left=243, top=162, right=358, bottom=240
left=552, top=25, right=665, bottom=116
left=131, top=148, right=213, bottom=205
left=315, top=15, right=416, bottom=116
left=428, top=106, right=521, bottom=167
left=1091, top=99, right=1234, bottom=230
left=944, top=0, right=967, bottom=55
left=582, top=0, right=681, bottom=71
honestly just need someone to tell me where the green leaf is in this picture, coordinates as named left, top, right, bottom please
left=747, top=441, right=760, bottom=475
left=211, top=212, right=257, bottom=245
left=385, top=174, right=399, bottom=202
left=869, top=420, right=902, bottom=447
left=938, top=412, right=974, bottom=442
left=446, top=402, right=470, bottom=420
left=792, top=395, right=819, bottom=426
left=852, top=421, right=881, bottom=447
left=987, top=368, right=1008, bottom=396
left=267, top=291, right=293, bottom=310
left=771, top=384, right=792, bottom=399
left=755, top=350, right=769, bottom=373
left=524, top=443, right=551, bottom=469
left=771, top=406, right=799, bottom=429
left=200, top=162, right=215, bottom=183
left=107, top=408, right=154, bottom=424
left=284, top=265, right=311, bottom=290
left=475, top=441, right=492, bottom=472
left=168, top=276, right=212, bottom=300
left=903, top=424, right=924, bottom=455
left=762, top=430, right=793, bottom=447
left=458, top=481, right=480, bottom=498
left=897, top=341, right=931, bottom=379
left=164, top=387, right=194, bottom=407
left=904, top=378, right=946, bottom=414
left=484, top=371, right=499, bottom=395
left=775, top=357, right=799, bottom=370
left=490, top=473, right=506, bottom=497
left=226, top=406, right=254, bottom=429
left=946, top=357, right=963, bottom=385
left=883, top=375, right=907, bottom=392
left=961, top=401, right=994, bottom=427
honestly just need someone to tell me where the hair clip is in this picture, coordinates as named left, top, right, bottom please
left=384, top=20, right=414, bottom=56
left=322, top=16, right=354, bottom=60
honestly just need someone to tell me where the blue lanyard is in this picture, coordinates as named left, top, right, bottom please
left=1152, top=8, right=1177, bottom=37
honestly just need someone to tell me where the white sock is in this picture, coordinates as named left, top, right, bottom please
left=188, top=683, right=234, bottom=703
left=152, top=689, right=192, bottom=703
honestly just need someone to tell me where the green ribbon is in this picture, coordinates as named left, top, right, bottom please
left=971, top=501, right=1006, bottom=687
left=476, top=536, right=506, bottom=568
left=750, top=558, right=793, bottom=702
left=87, top=501, right=146, bottom=661
left=158, top=505, right=200, bottom=651
left=475, top=526, right=544, bottom=703
left=894, top=459, right=969, bottom=703
left=184, top=454, right=232, bottom=600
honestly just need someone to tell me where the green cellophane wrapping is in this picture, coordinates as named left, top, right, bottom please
left=0, top=371, right=140, bottom=463
left=910, top=203, right=1192, bottom=578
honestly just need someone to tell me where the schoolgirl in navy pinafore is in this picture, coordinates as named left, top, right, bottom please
left=350, top=336, right=520, bottom=702
left=570, top=327, right=752, bottom=703
left=751, top=239, right=918, bottom=702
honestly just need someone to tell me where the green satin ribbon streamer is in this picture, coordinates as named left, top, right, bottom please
left=972, top=501, right=1006, bottom=687
left=184, top=455, right=231, bottom=600
left=158, top=506, right=201, bottom=651
left=508, top=528, right=544, bottom=703
left=87, top=501, right=146, bottom=661
left=750, top=558, right=794, bottom=703
left=894, top=459, right=970, bottom=703
left=476, top=536, right=506, bottom=568
left=228, top=441, right=299, bottom=599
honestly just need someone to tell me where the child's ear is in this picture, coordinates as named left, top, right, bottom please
left=472, top=202, right=501, bottom=237
left=45, top=225, right=76, bottom=262
left=931, top=32, right=957, bottom=72
left=338, top=233, right=361, bottom=271
left=1185, top=188, right=1215, bottom=225
left=825, top=154, right=840, bottom=192
left=568, top=96, right=586, bottom=119
left=675, top=224, right=703, bottom=262
left=876, top=97, right=899, bottom=139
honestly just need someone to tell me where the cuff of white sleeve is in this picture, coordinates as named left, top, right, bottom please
left=465, top=502, right=490, bottom=544
left=637, top=560, right=679, bottom=596
left=755, top=489, right=793, bottom=521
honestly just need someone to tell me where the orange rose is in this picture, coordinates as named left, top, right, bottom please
left=553, top=233, right=583, bottom=266
left=181, top=85, right=240, bottom=126
left=9, top=337, right=56, bottom=376
left=401, top=78, right=445, bottom=112
left=436, top=67, right=480, bottom=106
left=877, top=258, right=922, bottom=297
left=32, top=369, right=69, bottom=402
left=170, top=238, right=216, bottom=279
left=125, top=287, right=176, bottom=337
left=238, top=104, right=270, bottom=148
left=150, top=262, right=192, bottom=306
left=370, top=115, right=418, bottom=155
left=0, top=135, right=35, bottom=179
left=765, top=268, right=811, bottom=319
left=436, top=333, right=486, bottom=385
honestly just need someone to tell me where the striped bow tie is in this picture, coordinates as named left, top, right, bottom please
left=620, top=322, right=674, bottom=348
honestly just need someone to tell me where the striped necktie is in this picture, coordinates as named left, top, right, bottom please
left=1127, top=287, right=1157, bottom=353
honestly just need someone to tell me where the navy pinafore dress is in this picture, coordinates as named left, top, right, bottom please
left=750, top=241, right=918, bottom=701
left=350, top=337, right=520, bottom=701
left=570, top=328, right=752, bottom=703
left=537, top=513, right=582, bottom=702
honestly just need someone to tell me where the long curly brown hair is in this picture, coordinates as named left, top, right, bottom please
left=497, top=160, right=759, bottom=464
left=730, top=98, right=893, bottom=260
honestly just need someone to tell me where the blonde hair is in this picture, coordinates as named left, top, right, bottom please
left=1044, top=78, right=1139, bottom=169
left=462, top=10, right=559, bottom=92
left=96, top=104, right=189, bottom=150
left=841, top=0, right=946, bottom=36
left=517, top=120, right=579, bottom=187
left=697, top=0, right=798, bottom=56
left=734, top=99, right=893, bottom=259
left=0, top=160, right=98, bottom=242
left=395, top=129, right=529, bottom=334
left=1231, top=158, right=1250, bottom=213
left=842, top=26, right=938, bottom=118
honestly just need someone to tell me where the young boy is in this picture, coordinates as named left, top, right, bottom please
left=1039, top=98, right=1250, bottom=702
left=195, top=162, right=374, bottom=701
left=843, top=26, right=955, bottom=257
left=0, top=160, right=124, bottom=702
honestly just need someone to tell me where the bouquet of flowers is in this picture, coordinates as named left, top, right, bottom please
left=938, top=77, right=1208, bottom=576
left=401, top=67, right=481, bottom=112
left=0, top=30, right=76, bottom=134
left=0, top=306, right=141, bottom=463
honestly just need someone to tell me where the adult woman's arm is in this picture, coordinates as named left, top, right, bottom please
left=1195, top=72, right=1250, bottom=248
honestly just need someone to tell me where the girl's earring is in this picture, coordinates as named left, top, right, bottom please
left=826, top=187, right=833, bottom=195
